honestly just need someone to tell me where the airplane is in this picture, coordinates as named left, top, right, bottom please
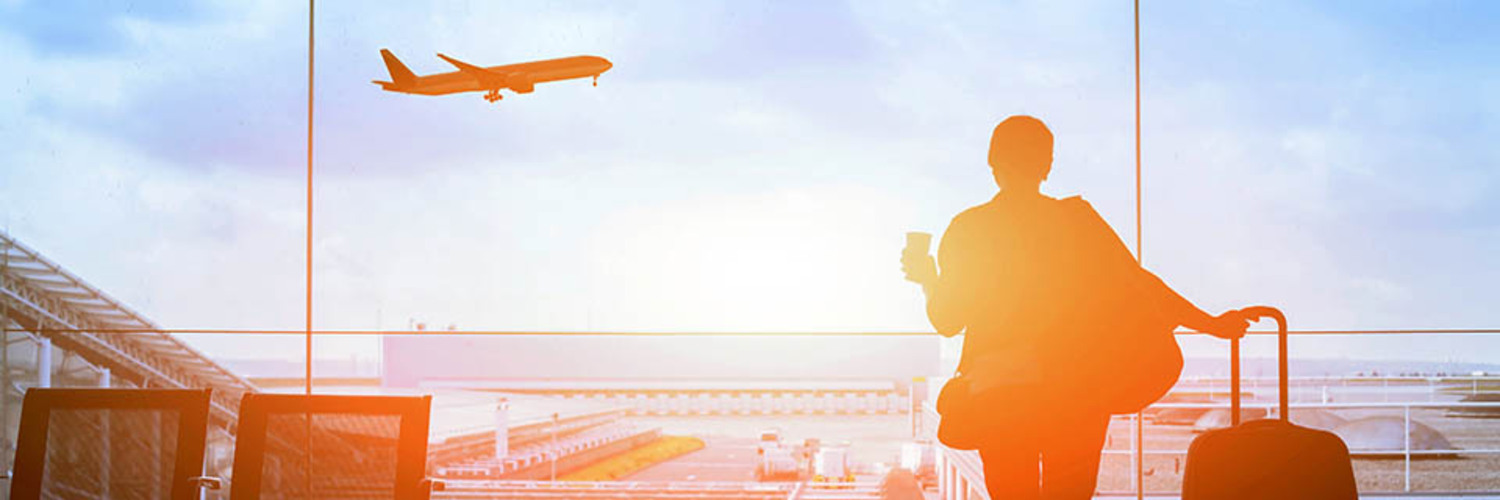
left=373, top=49, right=613, bottom=103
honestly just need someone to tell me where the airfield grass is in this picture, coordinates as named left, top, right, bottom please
left=561, top=435, right=706, bottom=482
left=1439, top=382, right=1500, bottom=394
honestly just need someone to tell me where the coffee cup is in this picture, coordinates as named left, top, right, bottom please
left=904, top=231, right=932, bottom=257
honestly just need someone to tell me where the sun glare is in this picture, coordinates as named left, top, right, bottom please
left=590, top=187, right=918, bottom=331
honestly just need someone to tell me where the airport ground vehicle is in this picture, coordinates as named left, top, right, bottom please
left=813, top=446, right=855, bottom=483
left=756, top=446, right=801, bottom=481
left=797, top=438, right=822, bottom=477
left=755, top=428, right=802, bottom=481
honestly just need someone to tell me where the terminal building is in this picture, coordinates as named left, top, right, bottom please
left=381, top=334, right=940, bottom=416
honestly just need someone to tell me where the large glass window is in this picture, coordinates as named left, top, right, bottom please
left=2, top=1, right=1497, bottom=497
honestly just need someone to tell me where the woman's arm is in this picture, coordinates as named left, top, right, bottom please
left=1068, top=197, right=1249, bottom=338
left=1139, top=269, right=1250, bottom=338
left=1140, top=269, right=1213, bottom=332
left=902, top=216, right=971, bottom=337
left=923, top=270, right=967, bottom=337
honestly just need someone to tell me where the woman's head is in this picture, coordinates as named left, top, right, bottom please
left=988, top=115, right=1053, bottom=191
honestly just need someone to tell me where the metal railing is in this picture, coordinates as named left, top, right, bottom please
left=431, top=479, right=885, bottom=499
left=929, top=329, right=1500, bottom=500
left=6, top=326, right=1498, bottom=498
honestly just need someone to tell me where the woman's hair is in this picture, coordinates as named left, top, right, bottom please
left=988, top=115, right=1054, bottom=182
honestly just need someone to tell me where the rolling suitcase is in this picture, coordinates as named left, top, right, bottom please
left=1181, top=306, right=1358, bottom=500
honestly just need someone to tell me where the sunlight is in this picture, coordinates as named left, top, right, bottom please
left=590, top=186, right=920, bottom=331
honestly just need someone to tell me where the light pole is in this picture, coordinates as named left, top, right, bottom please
left=550, top=412, right=560, bottom=481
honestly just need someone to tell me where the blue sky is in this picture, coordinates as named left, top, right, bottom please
left=1, top=1, right=1496, bottom=365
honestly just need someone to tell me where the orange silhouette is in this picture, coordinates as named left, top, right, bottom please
left=902, top=116, right=1251, bottom=499
left=373, top=49, right=612, bottom=103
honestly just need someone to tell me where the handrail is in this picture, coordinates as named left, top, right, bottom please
left=1149, top=401, right=1500, bottom=409
left=934, top=390, right=1500, bottom=499
left=11, top=322, right=1500, bottom=496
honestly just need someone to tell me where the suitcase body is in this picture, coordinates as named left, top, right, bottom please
left=1181, top=307, right=1358, bottom=500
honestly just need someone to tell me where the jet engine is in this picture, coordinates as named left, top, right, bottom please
left=507, top=73, right=535, bottom=94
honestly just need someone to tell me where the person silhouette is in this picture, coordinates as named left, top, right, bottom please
left=902, top=115, right=1251, bottom=499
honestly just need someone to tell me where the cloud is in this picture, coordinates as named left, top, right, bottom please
left=4, top=1, right=304, bottom=173
left=0, top=0, right=204, bottom=55
left=3, top=0, right=1498, bottom=364
left=1131, top=2, right=1500, bottom=341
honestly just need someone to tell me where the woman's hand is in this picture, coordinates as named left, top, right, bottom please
left=901, top=252, right=937, bottom=287
left=1206, top=309, right=1253, bottom=340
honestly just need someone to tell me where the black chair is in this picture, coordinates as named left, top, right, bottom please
left=229, top=393, right=434, bottom=499
left=9, top=388, right=213, bottom=500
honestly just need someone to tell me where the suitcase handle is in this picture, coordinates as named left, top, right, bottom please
left=1230, top=306, right=1288, bottom=426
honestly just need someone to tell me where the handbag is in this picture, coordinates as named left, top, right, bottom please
left=935, top=353, right=1038, bottom=450
left=935, top=370, right=985, bottom=450
left=935, top=314, right=1179, bottom=450
left=1054, top=196, right=1184, bottom=415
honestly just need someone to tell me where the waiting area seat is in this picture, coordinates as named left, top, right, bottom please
left=9, top=388, right=439, bottom=499
left=9, top=388, right=214, bottom=500
left=230, top=393, right=436, bottom=499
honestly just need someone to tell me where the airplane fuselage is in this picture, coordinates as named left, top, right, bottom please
left=373, top=51, right=612, bottom=102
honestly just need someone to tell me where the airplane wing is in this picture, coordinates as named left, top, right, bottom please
left=436, top=53, right=506, bottom=88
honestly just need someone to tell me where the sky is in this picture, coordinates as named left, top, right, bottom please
left=1, top=0, right=1497, bottom=366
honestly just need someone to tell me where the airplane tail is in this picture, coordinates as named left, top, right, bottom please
left=379, top=49, right=417, bottom=88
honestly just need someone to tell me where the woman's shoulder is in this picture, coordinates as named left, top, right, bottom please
left=1056, top=194, right=1089, bottom=207
left=951, top=202, right=990, bottom=222
left=1056, top=195, right=1101, bottom=217
left=949, top=198, right=1001, bottom=227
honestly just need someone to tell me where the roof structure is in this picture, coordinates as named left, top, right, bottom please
left=0, top=230, right=258, bottom=427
